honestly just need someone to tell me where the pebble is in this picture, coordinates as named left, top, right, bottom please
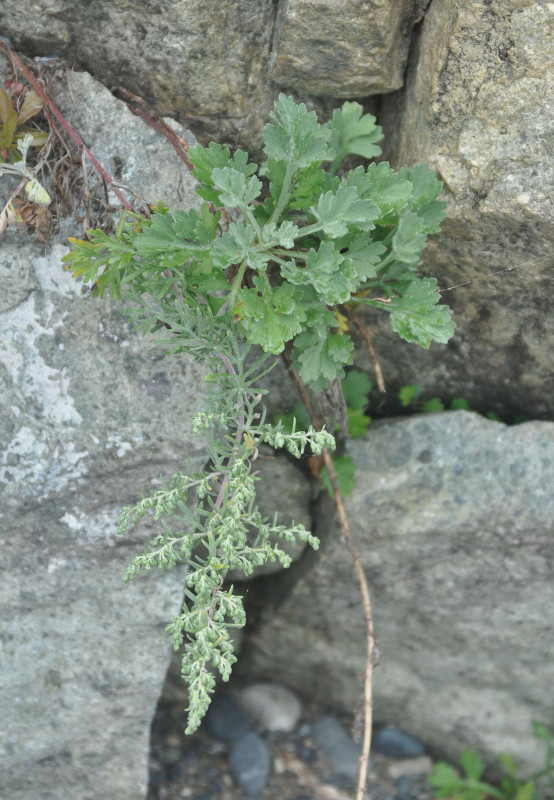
left=228, top=732, right=271, bottom=795
left=395, top=775, right=414, bottom=798
left=238, top=682, right=302, bottom=732
left=387, top=756, right=433, bottom=779
left=205, top=693, right=252, bottom=743
left=373, top=728, right=425, bottom=758
left=310, top=715, right=362, bottom=779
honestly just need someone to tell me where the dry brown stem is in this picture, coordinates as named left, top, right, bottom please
left=343, top=306, right=386, bottom=393
left=286, top=360, right=375, bottom=800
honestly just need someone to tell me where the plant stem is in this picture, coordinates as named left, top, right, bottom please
left=343, top=306, right=386, bottom=393
left=270, top=153, right=295, bottom=226
left=243, top=206, right=263, bottom=241
left=286, top=361, right=375, bottom=800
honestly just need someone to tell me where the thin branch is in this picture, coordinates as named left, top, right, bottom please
left=321, top=447, right=374, bottom=800
left=0, top=43, right=133, bottom=211
left=286, top=360, right=375, bottom=800
left=113, top=86, right=195, bottom=172
left=343, top=306, right=386, bottom=393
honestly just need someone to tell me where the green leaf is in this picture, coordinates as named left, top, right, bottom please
left=292, top=328, right=354, bottom=392
left=402, top=163, right=444, bottom=207
left=292, top=285, right=340, bottom=337
left=347, top=407, right=371, bottom=439
left=134, top=209, right=201, bottom=257
left=397, top=164, right=447, bottom=234
left=428, top=762, right=464, bottom=796
left=274, top=401, right=311, bottom=435
left=0, top=88, right=13, bottom=125
left=320, top=455, right=357, bottom=498
left=327, top=101, right=383, bottom=170
left=211, top=220, right=256, bottom=268
left=342, top=368, right=372, bottom=409
left=238, top=277, right=305, bottom=354
left=399, top=384, right=422, bottom=407
left=311, top=185, right=380, bottom=238
left=347, top=162, right=413, bottom=219
left=499, top=753, right=519, bottom=778
left=261, top=219, right=298, bottom=249
left=263, top=159, right=326, bottom=213
left=450, top=397, right=471, bottom=411
left=211, top=167, right=262, bottom=208
left=281, top=242, right=358, bottom=305
left=0, top=108, right=17, bottom=149
left=514, top=781, right=536, bottom=800
left=188, top=142, right=257, bottom=203
left=423, top=397, right=445, bottom=413
left=391, top=209, right=427, bottom=265
left=532, top=722, right=552, bottom=743
left=388, top=277, right=455, bottom=348
left=263, top=93, right=329, bottom=169
left=246, top=250, right=271, bottom=271
left=416, top=199, right=448, bottom=235
left=460, top=750, right=485, bottom=781
left=336, top=234, right=386, bottom=281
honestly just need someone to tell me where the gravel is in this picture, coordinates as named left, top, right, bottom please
left=147, top=683, right=436, bottom=800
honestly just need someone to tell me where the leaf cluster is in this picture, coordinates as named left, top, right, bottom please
left=117, top=329, right=333, bottom=734
left=64, top=94, right=454, bottom=395
left=62, top=95, right=455, bottom=735
left=428, top=724, right=554, bottom=800
left=0, top=86, right=47, bottom=163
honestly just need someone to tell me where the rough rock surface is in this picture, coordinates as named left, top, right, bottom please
left=0, top=65, right=319, bottom=800
left=0, top=69, right=207, bottom=800
left=270, top=0, right=417, bottom=96
left=238, top=413, right=554, bottom=775
left=371, top=0, right=554, bottom=420
left=0, top=1, right=419, bottom=150
left=0, top=0, right=277, bottom=151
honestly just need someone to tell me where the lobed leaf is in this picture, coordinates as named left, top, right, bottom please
left=211, top=220, right=256, bottom=268
left=238, top=277, right=305, bottom=354
left=342, top=369, right=372, bottom=410
left=292, top=327, right=354, bottom=392
left=311, top=185, right=380, bottom=238
left=327, top=101, right=383, bottom=170
left=320, top=455, right=357, bottom=498
left=263, top=93, right=329, bottom=169
left=347, top=162, right=413, bottom=219
left=188, top=141, right=257, bottom=203
left=388, top=278, right=455, bottom=348
left=211, top=166, right=262, bottom=208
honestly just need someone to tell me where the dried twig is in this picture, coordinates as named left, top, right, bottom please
left=0, top=42, right=133, bottom=211
left=343, top=306, right=386, bottom=393
left=285, top=358, right=375, bottom=800
left=112, top=86, right=195, bottom=173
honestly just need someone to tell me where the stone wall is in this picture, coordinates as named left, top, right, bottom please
left=1, top=1, right=551, bottom=415
left=238, top=413, right=554, bottom=775
left=1, top=1, right=553, bottom=796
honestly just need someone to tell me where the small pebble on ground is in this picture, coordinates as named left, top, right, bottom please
left=147, top=683, right=435, bottom=800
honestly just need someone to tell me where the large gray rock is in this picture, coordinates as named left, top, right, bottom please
left=0, top=65, right=318, bottom=799
left=370, top=0, right=554, bottom=420
left=0, top=69, right=209, bottom=800
left=0, top=1, right=420, bottom=151
left=270, top=0, right=419, bottom=96
left=238, top=412, right=554, bottom=775
left=0, top=0, right=277, bottom=152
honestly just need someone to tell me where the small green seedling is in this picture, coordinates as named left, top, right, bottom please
left=429, top=723, right=554, bottom=800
